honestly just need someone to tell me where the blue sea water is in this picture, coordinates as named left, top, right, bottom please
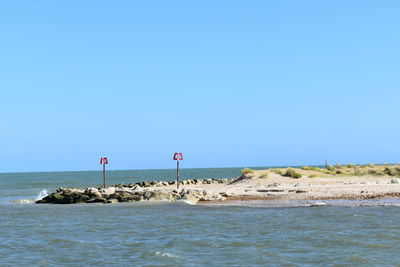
left=1, top=168, right=400, bottom=266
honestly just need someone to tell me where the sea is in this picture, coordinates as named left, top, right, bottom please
left=1, top=167, right=400, bottom=266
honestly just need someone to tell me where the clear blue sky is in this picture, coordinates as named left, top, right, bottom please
left=0, top=1, right=399, bottom=172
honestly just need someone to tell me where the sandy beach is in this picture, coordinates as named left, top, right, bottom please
left=37, top=165, right=400, bottom=205
left=198, top=171, right=400, bottom=204
left=164, top=169, right=400, bottom=203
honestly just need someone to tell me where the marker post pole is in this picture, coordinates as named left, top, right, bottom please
left=100, top=157, right=109, bottom=188
left=173, top=153, right=183, bottom=189
left=176, top=160, right=180, bottom=189
left=103, top=163, right=106, bottom=188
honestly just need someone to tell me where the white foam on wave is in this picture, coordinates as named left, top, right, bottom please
left=177, top=199, right=196, bottom=205
left=35, top=189, right=48, bottom=201
left=13, top=199, right=35, bottom=204
left=310, top=201, right=327, bottom=207
left=13, top=189, right=48, bottom=204
left=384, top=203, right=400, bottom=207
left=155, top=251, right=179, bottom=258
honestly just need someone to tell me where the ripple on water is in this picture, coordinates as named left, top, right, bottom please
left=1, top=203, right=400, bottom=266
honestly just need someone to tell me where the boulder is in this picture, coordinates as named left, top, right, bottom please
left=180, top=189, right=203, bottom=204
left=154, top=181, right=164, bottom=187
left=391, top=179, right=400, bottom=184
left=46, top=193, right=75, bottom=204
left=146, top=191, right=172, bottom=201
left=181, top=193, right=200, bottom=204
left=99, top=187, right=116, bottom=195
left=36, top=194, right=53, bottom=204
left=200, top=191, right=226, bottom=201
left=115, top=187, right=133, bottom=194
left=75, top=194, right=90, bottom=203
left=85, top=188, right=101, bottom=197
left=56, top=187, right=65, bottom=193
left=57, top=187, right=84, bottom=194
left=132, top=185, right=143, bottom=191
left=132, top=194, right=144, bottom=201
left=117, top=193, right=136, bottom=202
left=53, top=193, right=66, bottom=203
left=179, top=189, right=188, bottom=197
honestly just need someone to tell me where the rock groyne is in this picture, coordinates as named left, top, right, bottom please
left=36, top=178, right=236, bottom=204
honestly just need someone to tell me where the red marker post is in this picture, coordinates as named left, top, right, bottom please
left=173, top=153, right=183, bottom=189
left=100, top=157, right=108, bottom=188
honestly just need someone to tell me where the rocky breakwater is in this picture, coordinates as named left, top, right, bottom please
left=36, top=178, right=236, bottom=205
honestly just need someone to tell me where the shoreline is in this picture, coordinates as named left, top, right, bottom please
left=36, top=165, right=400, bottom=205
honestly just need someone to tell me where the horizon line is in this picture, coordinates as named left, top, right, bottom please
left=0, top=162, right=397, bottom=175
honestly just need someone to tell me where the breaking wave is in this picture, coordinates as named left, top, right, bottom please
left=12, top=189, right=48, bottom=204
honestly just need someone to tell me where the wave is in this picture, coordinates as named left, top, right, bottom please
left=155, top=251, right=179, bottom=258
left=12, top=189, right=48, bottom=204
left=176, top=199, right=197, bottom=205
left=35, top=189, right=48, bottom=201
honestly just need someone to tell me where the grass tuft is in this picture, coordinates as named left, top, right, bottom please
left=368, top=169, right=384, bottom=176
left=327, top=165, right=336, bottom=171
left=383, top=167, right=400, bottom=177
left=283, top=168, right=302, bottom=179
left=241, top=168, right=254, bottom=175
left=270, top=169, right=283, bottom=175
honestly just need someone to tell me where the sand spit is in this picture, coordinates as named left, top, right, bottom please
left=36, top=166, right=400, bottom=205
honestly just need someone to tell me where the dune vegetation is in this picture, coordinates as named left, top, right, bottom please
left=242, top=163, right=400, bottom=179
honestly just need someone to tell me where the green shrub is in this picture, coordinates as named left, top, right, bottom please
left=336, top=164, right=343, bottom=169
left=354, top=170, right=366, bottom=176
left=327, top=165, right=336, bottom=171
left=302, top=166, right=336, bottom=174
left=261, top=172, right=269, bottom=179
left=309, top=174, right=317, bottom=178
left=283, top=168, right=302, bottom=179
left=241, top=168, right=254, bottom=175
left=384, top=167, right=394, bottom=176
left=336, top=170, right=343, bottom=174
left=368, top=163, right=375, bottom=168
left=368, top=169, right=384, bottom=176
left=301, top=166, right=317, bottom=171
left=313, top=168, right=336, bottom=175
left=346, top=164, right=356, bottom=168
left=384, top=167, right=400, bottom=176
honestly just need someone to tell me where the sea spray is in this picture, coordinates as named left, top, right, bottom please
left=35, top=189, right=48, bottom=201
left=13, top=189, right=49, bottom=204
